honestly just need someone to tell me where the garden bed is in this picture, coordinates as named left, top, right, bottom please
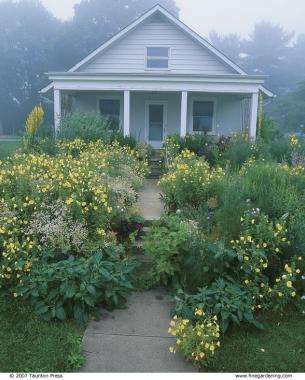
left=0, top=123, right=149, bottom=371
left=142, top=133, right=305, bottom=370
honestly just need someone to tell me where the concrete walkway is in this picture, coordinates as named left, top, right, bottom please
left=80, top=180, right=195, bottom=372
left=81, top=289, right=196, bottom=372
left=137, top=179, right=164, bottom=221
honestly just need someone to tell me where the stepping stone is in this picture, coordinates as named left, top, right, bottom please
left=81, top=289, right=196, bottom=373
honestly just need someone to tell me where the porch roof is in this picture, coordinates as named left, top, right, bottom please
left=40, top=72, right=273, bottom=98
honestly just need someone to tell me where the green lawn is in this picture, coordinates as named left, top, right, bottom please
left=207, top=308, right=305, bottom=372
left=0, top=293, right=84, bottom=372
left=0, top=136, right=22, bottom=159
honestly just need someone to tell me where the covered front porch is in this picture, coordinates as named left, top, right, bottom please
left=48, top=73, right=267, bottom=147
left=54, top=89, right=258, bottom=148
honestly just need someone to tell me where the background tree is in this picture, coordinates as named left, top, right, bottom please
left=0, top=0, right=62, bottom=134
left=268, top=82, right=305, bottom=133
left=241, top=22, right=294, bottom=94
left=208, top=31, right=243, bottom=65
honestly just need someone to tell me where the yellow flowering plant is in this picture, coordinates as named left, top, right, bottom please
left=168, top=312, right=221, bottom=369
left=0, top=139, right=148, bottom=291
left=159, top=149, right=225, bottom=210
left=23, top=105, right=44, bottom=152
left=230, top=210, right=303, bottom=310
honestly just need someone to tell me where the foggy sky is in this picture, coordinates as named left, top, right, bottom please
left=24, top=0, right=305, bottom=38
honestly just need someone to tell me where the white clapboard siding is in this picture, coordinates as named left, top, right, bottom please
left=78, top=19, right=234, bottom=75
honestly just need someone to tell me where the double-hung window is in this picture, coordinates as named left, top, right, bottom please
left=192, top=100, right=214, bottom=133
left=146, top=47, right=169, bottom=69
left=99, top=98, right=120, bottom=130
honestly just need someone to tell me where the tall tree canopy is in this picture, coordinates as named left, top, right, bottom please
left=0, top=0, right=61, bottom=133
left=242, top=22, right=295, bottom=93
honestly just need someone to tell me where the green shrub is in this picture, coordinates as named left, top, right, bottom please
left=260, top=116, right=280, bottom=143
left=58, top=112, right=112, bottom=143
left=162, top=134, right=219, bottom=165
left=110, top=131, right=138, bottom=149
left=213, top=174, right=248, bottom=239
left=17, top=249, right=139, bottom=326
left=142, top=215, right=191, bottom=285
left=222, top=133, right=253, bottom=168
left=173, top=279, right=263, bottom=333
left=268, top=137, right=291, bottom=162
left=181, top=238, right=236, bottom=292
left=242, top=161, right=299, bottom=219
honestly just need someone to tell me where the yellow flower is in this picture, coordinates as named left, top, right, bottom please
left=296, top=269, right=301, bottom=274
left=194, top=308, right=204, bottom=316
left=286, top=281, right=292, bottom=288
left=169, top=346, right=176, bottom=353
left=278, top=292, right=283, bottom=297
left=66, top=198, right=74, bottom=205
left=291, top=291, right=296, bottom=297
left=285, top=264, right=292, bottom=273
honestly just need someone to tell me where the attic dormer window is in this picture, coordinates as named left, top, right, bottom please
left=146, top=47, right=169, bottom=69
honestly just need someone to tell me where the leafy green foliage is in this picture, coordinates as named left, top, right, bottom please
left=58, top=112, right=112, bottom=143
left=173, top=279, right=264, bottom=333
left=17, top=249, right=139, bottom=326
left=221, top=134, right=253, bottom=168
left=142, top=215, right=190, bottom=285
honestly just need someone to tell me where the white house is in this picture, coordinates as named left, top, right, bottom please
left=41, top=4, right=273, bottom=148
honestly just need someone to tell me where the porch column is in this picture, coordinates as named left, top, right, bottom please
left=180, top=91, right=188, bottom=137
left=249, top=92, right=259, bottom=141
left=123, top=90, right=130, bottom=137
left=54, top=88, right=61, bottom=133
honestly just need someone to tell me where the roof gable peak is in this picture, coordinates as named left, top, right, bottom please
left=68, top=4, right=246, bottom=75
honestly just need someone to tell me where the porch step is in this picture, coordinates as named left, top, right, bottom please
left=148, top=156, right=162, bottom=179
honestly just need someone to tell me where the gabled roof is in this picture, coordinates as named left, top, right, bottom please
left=40, top=4, right=274, bottom=97
left=68, top=4, right=246, bottom=74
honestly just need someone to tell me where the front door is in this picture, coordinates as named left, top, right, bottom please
left=147, top=102, right=166, bottom=149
